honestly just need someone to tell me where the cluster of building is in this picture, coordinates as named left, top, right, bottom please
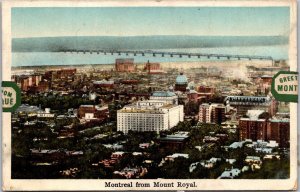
left=12, top=68, right=78, bottom=92
left=11, top=58, right=291, bottom=179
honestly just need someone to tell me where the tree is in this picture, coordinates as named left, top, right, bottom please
left=258, top=112, right=270, bottom=119
left=160, top=157, right=190, bottom=179
left=190, top=164, right=209, bottom=178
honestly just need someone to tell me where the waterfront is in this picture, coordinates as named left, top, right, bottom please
left=12, top=45, right=288, bottom=67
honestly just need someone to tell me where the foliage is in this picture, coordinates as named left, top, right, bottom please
left=160, top=157, right=190, bottom=179
left=238, top=158, right=290, bottom=179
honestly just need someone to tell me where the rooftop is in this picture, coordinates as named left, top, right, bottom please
left=229, top=141, right=245, bottom=149
left=16, top=104, right=43, bottom=113
left=167, top=153, right=189, bottom=159
left=152, top=91, right=176, bottom=97
left=225, top=96, right=271, bottom=104
left=112, top=151, right=125, bottom=155
left=93, top=79, right=114, bottom=84
left=118, top=100, right=179, bottom=113
left=245, top=156, right=261, bottom=161
left=246, top=110, right=265, bottom=120
left=159, top=131, right=190, bottom=142
left=80, top=105, right=94, bottom=108
left=219, top=168, right=241, bottom=179
left=240, top=118, right=266, bottom=122
left=269, top=118, right=290, bottom=123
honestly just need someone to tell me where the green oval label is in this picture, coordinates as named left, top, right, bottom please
left=271, top=71, right=298, bottom=103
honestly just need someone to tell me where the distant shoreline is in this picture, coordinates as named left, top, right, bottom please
left=11, top=60, right=276, bottom=71
left=12, top=35, right=288, bottom=52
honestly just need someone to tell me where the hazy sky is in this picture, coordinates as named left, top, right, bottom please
left=12, top=7, right=290, bottom=38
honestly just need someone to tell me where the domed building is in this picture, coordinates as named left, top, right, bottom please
left=175, top=72, right=188, bottom=92
left=150, top=91, right=178, bottom=105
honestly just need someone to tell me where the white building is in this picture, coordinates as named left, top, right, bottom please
left=37, top=108, right=55, bottom=118
left=117, top=100, right=184, bottom=134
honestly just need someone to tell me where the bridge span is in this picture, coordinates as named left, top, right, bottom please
left=61, top=49, right=273, bottom=61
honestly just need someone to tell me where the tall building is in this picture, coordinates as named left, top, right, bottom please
left=238, top=110, right=290, bottom=148
left=174, top=72, right=188, bottom=92
left=198, top=103, right=226, bottom=124
left=267, top=119, right=290, bottom=147
left=149, top=91, right=178, bottom=105
left=16, top=74, right=43, bottom=92
left=224, top=96, right=277, bottom=116
left=239, top=118, right=267, bottom=141
left=21, top=77, right=30, bottom=91
left=117, top=100, right=184, bottom=134
left=31, top=75, right=42, bottom=86
left=115, top=58, right=135, bottom=72
left=198, top=103, right=211, bottom=123
left=211, top=104, right=226, bottom=124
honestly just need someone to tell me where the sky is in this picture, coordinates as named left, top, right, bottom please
left=12, top=7, right=290, bottom=38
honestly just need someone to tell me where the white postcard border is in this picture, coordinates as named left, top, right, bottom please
left=2, top=0, right=297, bottom=191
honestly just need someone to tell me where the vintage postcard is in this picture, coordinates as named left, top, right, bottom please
left=1, top=0, right=297, bottom=191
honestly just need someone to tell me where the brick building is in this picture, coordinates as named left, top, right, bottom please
left=45, top=68, right=76, bottom=80
left=29, top=81, right=50, bottom=93
left=199, top=103, right=226, bottom=124
left=239, top=118, right=267, bottom=141
left=115, top=58, right=135, bottom=72
left=211, top=105, right=226, bottom=124
left=14, top=75, right=42, bottom=91
left=198, top=86, right=216, bottom=93
left=21, top=77, right=30, bottom=91
left=144, top=61, right=163, bottom=74
left=78, top=105, right=109, bottom=120
left=267, top=119, right=290, bottom=147
left=197, top=86, right=215, bottom=100
left=239, top=115, right=290, bottom=148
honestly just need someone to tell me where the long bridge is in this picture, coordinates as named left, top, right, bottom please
left=60, top=49, right=273, bottom=61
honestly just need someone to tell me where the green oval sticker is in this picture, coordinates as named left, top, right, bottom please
left=271, top=71, right=298, bottom=103
left=2, top=81, right=21, bottom=112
